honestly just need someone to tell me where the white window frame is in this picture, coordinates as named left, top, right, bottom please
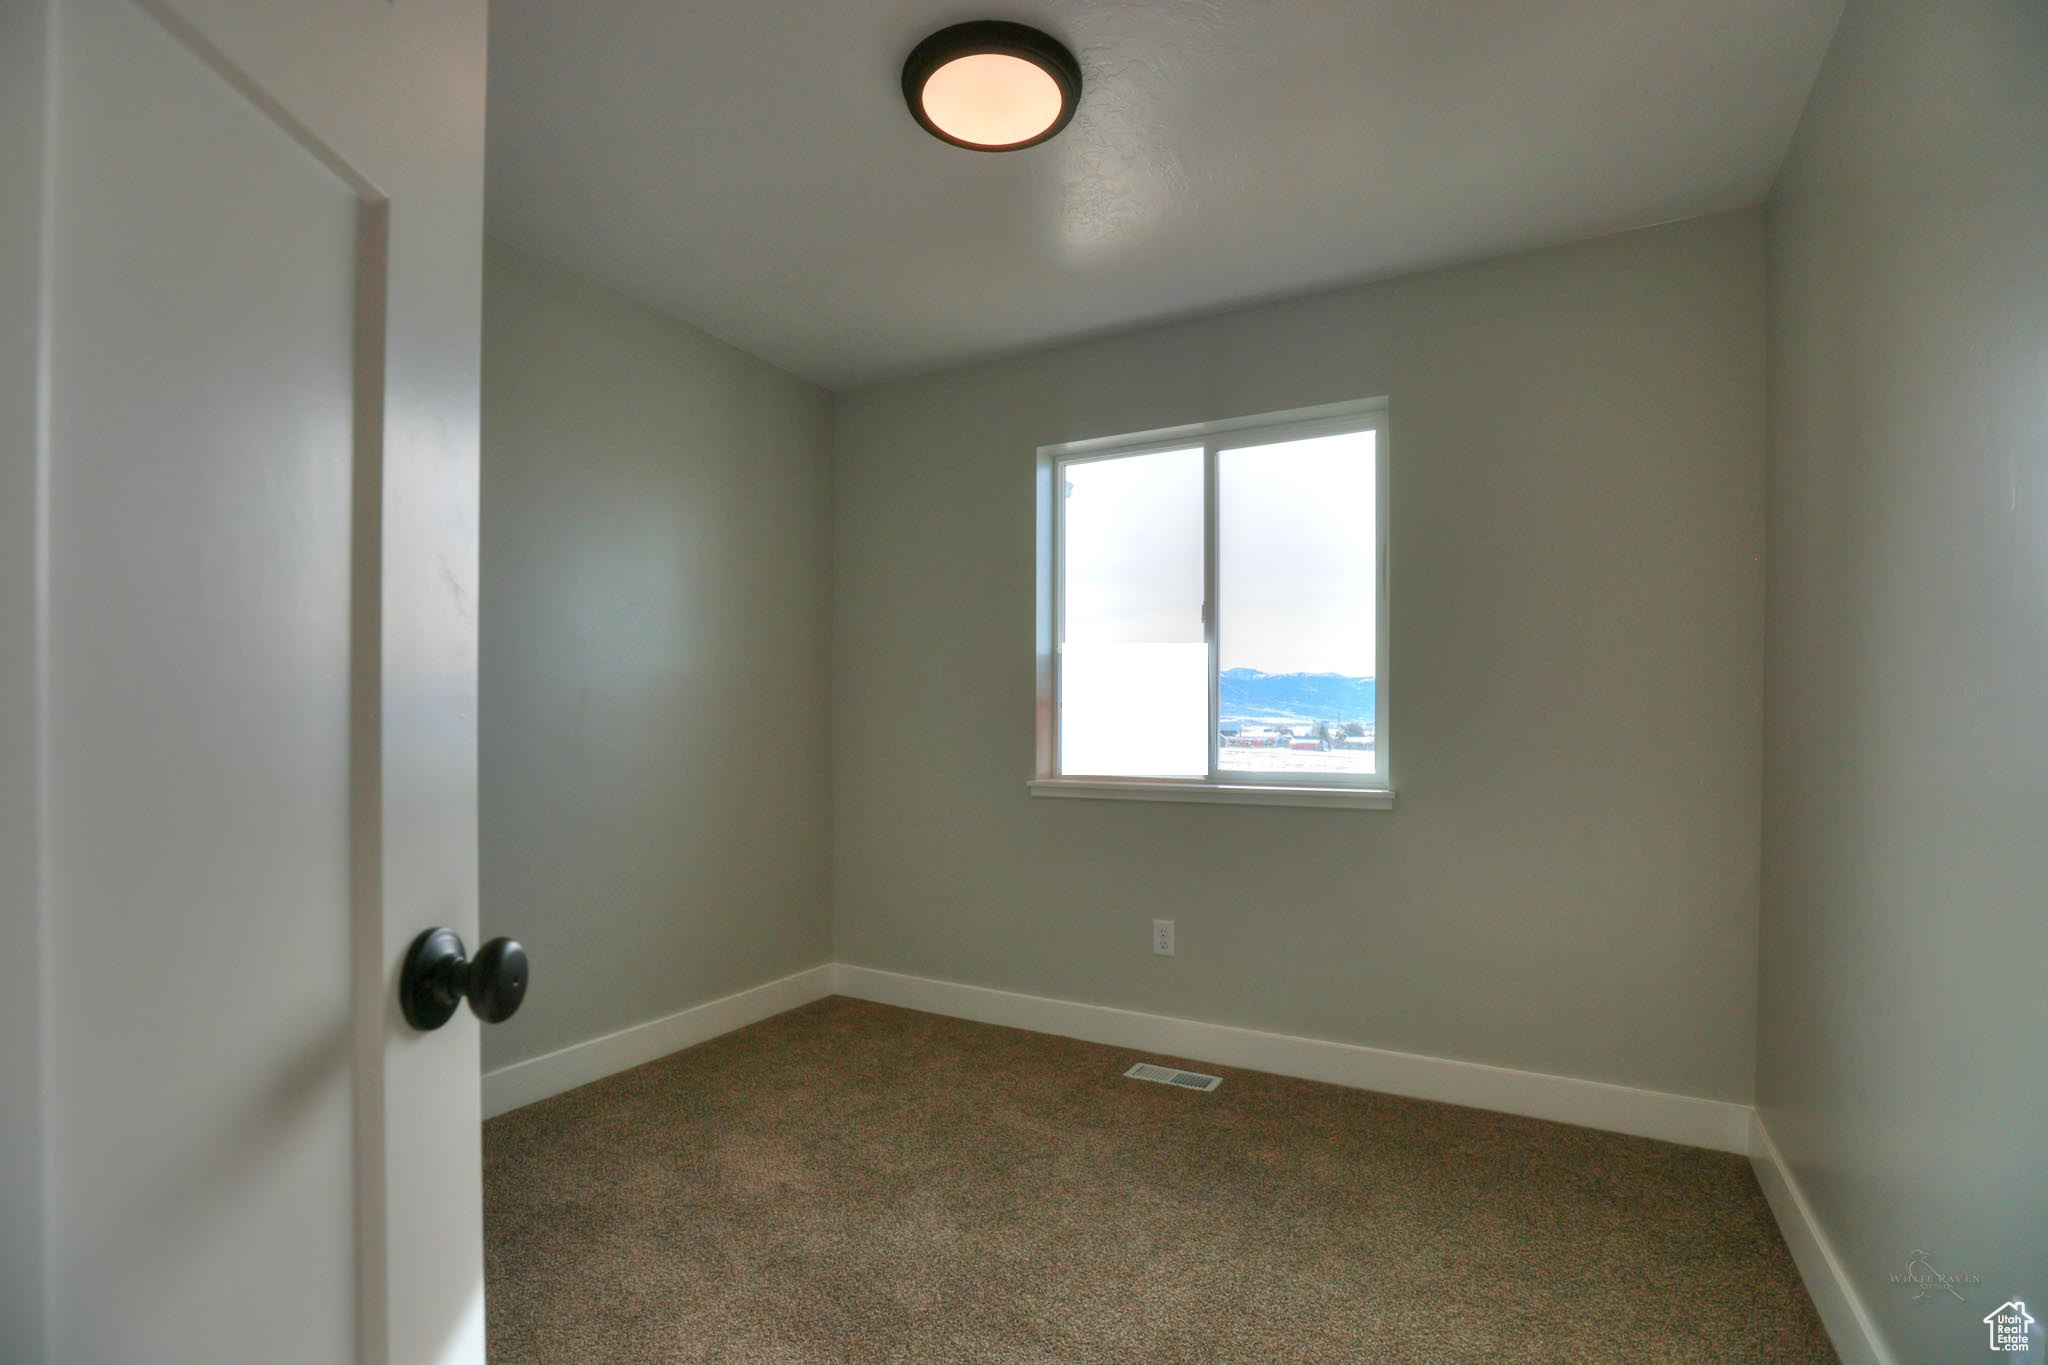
left=1030, top=398, right=1393, bottom=810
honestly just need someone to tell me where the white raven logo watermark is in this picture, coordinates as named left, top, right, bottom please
left=1892, top=1249, right=1978, bottom=1302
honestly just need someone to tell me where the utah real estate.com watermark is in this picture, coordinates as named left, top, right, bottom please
left=1891, top=1251, right=2038, bottom=1355
left=1981, top=1301, right=2036, bottom=1354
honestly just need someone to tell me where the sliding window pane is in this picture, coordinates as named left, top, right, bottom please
left=1060, top=448, right=1207, bottom=777
left=1217, top=430, right=1378, bottom=777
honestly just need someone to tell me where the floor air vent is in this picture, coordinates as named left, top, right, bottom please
left=1124, top=1062, right=1222, bottom=1092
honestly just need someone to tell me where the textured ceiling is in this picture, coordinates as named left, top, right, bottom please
left=486, top=1, right=1843, bottom=390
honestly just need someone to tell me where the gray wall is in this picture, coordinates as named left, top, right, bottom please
left=479, top=238, right=834, bottom=1072
left=1758, top=1, right=2048, bottom=1359
left=0, top=4, right=49, bottom=1356
left=833, top=211, right=1768, bottom=1102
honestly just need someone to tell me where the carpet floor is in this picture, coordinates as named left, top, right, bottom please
left=484, top=998, right=1833, bottom=1363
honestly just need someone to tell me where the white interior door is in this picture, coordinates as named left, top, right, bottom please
left=3, top=1, right=488, bottom=1361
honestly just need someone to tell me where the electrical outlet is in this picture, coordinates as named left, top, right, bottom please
left=1152, top=919, right=1175, bottom=956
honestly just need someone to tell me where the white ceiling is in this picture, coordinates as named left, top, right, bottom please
left=486, top=1, right=1842, bottom=390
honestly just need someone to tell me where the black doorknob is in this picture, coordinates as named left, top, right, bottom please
left=400, top=927, right=529, bottom=1031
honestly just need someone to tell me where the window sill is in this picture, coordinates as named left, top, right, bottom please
left=1026, top=778, right=1395, bottom=810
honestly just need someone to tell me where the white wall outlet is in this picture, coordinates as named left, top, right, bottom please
left=1152, top=919, right=1175, bottom=956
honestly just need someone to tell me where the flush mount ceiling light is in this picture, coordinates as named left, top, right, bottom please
left=902, top=21, right=1082, bottom=152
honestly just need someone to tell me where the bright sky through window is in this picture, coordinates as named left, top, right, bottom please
left=1059, top=447, right=1207, bottom=777
left=1219, top=431, right=1376, bottom=676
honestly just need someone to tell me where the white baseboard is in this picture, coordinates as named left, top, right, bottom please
left=484, top=959, right=1754, bottom=1152
left=830, top=963, right=1754, bottom=1154
left=1749, top=1111, right=1891, bottom=1365
left=481, top=964, right=835, bottom=1119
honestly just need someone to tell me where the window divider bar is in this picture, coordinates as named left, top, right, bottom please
left=1204, top=440, right=1221, bottom=782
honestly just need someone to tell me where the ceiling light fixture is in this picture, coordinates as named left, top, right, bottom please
left=902, top=21, right=1082, bottom=152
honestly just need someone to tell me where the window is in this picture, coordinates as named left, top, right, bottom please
left=1032, top=401, right=1390, bottom=808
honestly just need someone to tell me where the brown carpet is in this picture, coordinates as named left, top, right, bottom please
left=484, top=998, right=1832, bottom=1363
